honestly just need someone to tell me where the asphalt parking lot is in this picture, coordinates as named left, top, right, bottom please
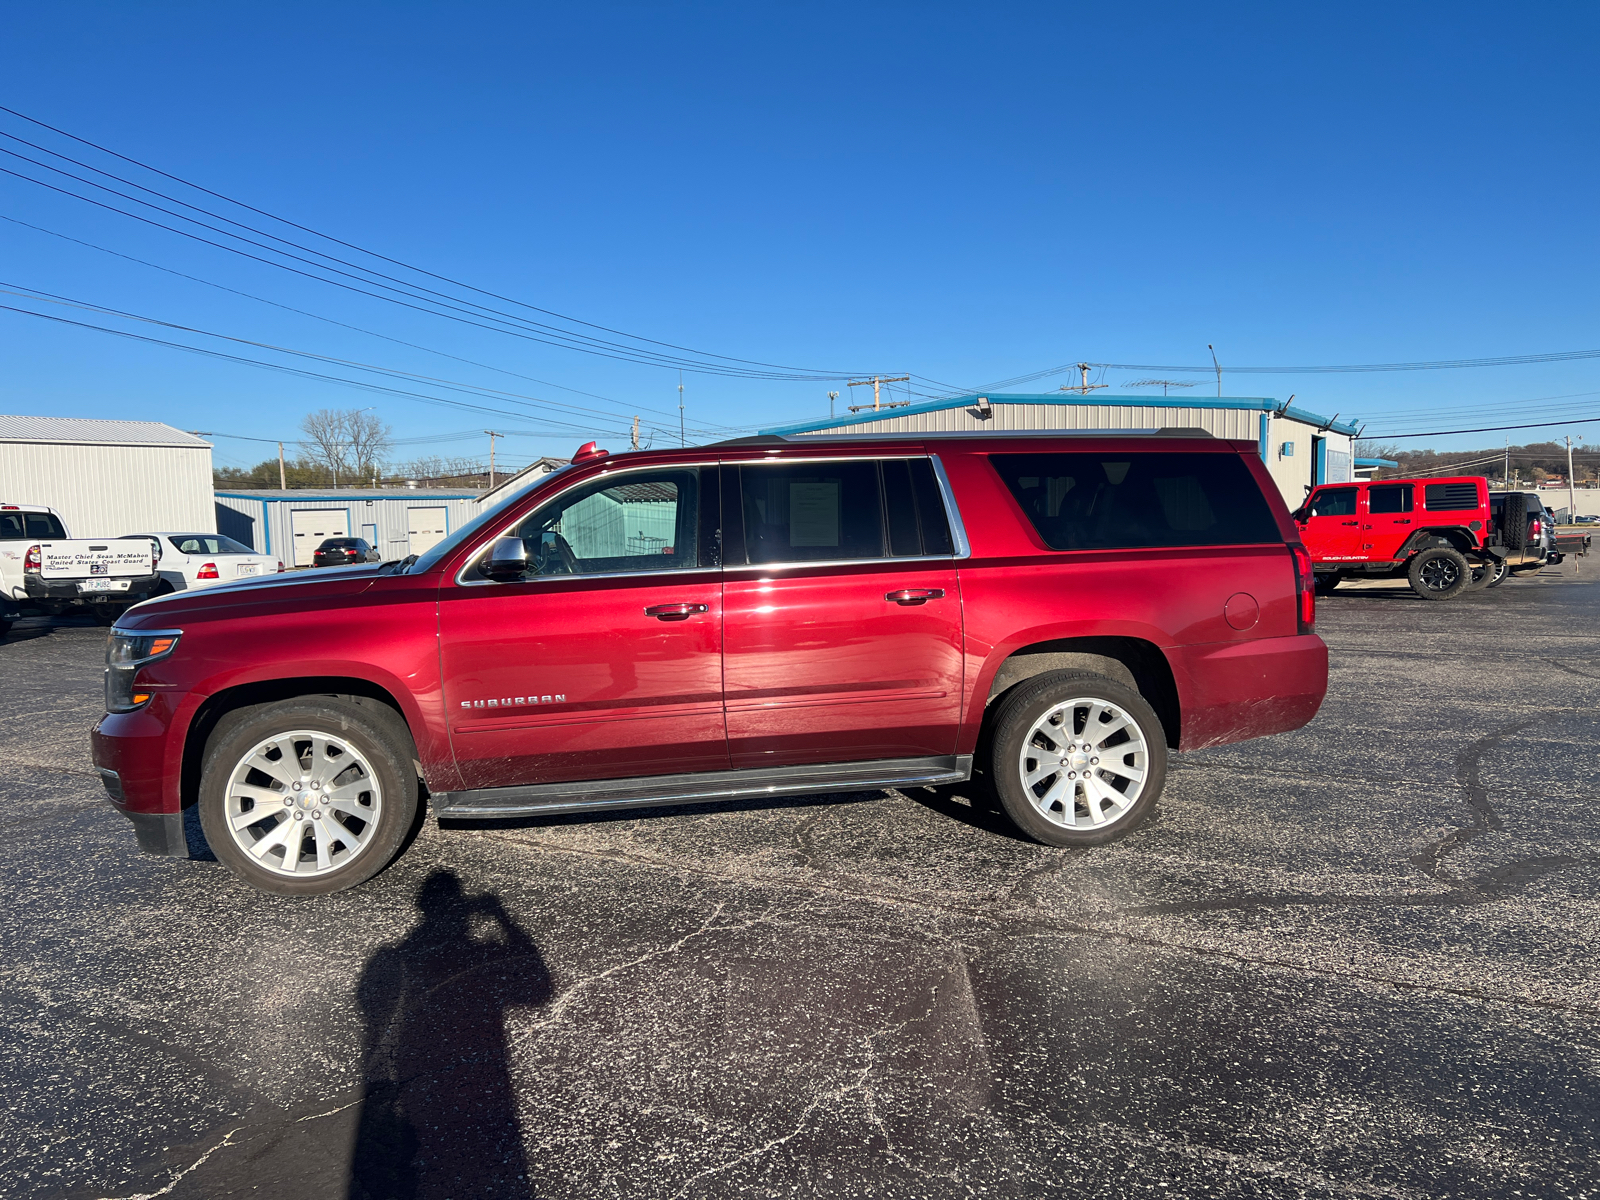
left=3, top=566, right=1598, bottom=1200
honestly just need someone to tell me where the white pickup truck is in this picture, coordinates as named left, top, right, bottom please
left=1, top=503, right=161, bottom=635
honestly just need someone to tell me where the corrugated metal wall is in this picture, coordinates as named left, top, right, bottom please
left=793, top=402, right=1261, bottom=440
left=0, top=442, right=215, bottom=537
left=215, top=492, right=482, bottom=563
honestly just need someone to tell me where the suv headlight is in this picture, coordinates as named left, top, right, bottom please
left=105, top=628, right=182, bottom=713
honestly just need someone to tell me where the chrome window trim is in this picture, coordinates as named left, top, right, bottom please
left=722, top=554, right=952, bottom=574
left=928, top=455, right=972, bottom=559
left=453, top=460, right=720, bottom=588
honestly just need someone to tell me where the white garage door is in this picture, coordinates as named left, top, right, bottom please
left=408, top=507, right=448, bottom=556
left=291, top=508, right=351, bottom=567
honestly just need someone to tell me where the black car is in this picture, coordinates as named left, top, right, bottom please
left=311, top=537, right=381, bottom=567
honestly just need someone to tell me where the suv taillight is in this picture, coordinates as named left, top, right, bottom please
left=23, top=544, right=40, bottom=573
left=1290, top=543, right=1314, bottom=633
left=196, top=562, right=219, bottom=580
left=1530, top=518, right=1542, bottom=537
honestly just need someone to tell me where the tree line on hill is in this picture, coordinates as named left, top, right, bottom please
left=1355, top=440, right=1597, bottom=485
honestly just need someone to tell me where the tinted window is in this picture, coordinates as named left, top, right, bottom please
left=483, top=467, right=700, bottom=580
left=991, top=452, right=1282, bottom=550
left=739, top=461, right=883, bottom=563
left=1368, top=484, right=1412, bottom=515
left=882, top=459, right=921, bottom=557
left=911, top=459, right=955, bottom=555
left=0, top=511, right=68, bottom=540
left=1424, top=482, right=1480, bottom=511
left=168, top=535, right=254, bottom=555
left=1308, top=487, right=1358, bottom=518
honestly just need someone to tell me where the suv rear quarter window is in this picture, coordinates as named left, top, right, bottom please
left=1424, top=482, right=1481, bottom=511
left=991, top=452, right=1282, bottom=551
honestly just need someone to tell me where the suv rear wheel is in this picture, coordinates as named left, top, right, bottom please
left=990, top=670, right=1168, bottom=847
left=1407, top=546, right=1470, bottom=601
left=198, top=698, right=418, bottom=895
left=1486, top=558, right=1510, bottom=588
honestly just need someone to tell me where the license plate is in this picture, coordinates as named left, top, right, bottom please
left=79, top=579, right=129, bottom=593
left=235, top=563, right=259, bottom=576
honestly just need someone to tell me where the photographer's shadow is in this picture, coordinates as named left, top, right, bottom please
left=349, top=869, right=551, bottom=1200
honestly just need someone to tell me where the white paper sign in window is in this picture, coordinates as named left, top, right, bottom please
left=789, top=480, right=840, bottom=547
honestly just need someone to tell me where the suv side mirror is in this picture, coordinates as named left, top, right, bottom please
left=483, top=536, right=529, bottom=582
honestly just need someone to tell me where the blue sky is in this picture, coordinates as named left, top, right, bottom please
left=2, top=2, right=1598, bottom=469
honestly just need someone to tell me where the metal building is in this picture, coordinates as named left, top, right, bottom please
left=215, top=487, right=484, bottom=567
left=761, top=394, right=1358, bottom=507
left=0, top=415, right=216, bottom=538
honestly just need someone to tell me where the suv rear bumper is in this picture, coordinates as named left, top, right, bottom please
left=1171, top=633, right=1328, bottom=751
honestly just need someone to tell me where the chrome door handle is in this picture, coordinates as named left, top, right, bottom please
left=886, top=588, right=945, bottom=605
left=644, top=602, right=709, bottom=620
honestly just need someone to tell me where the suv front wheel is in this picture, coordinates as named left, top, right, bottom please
left=198, top=698, right=419, bottom=895
left=990, top=670, right=1168, bottom=847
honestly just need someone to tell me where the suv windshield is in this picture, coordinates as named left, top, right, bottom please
left=406, top=469, right=571, bottom=574
left=0, top=511, right=67, bottom=540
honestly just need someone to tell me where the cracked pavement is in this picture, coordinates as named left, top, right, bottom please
left=1, top=564, right=1598, bottom=1199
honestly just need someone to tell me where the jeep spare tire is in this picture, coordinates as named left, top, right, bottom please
left=1408, top=545, right=1471, bottom=600
left=1503, top=493, right=1528, bottom=552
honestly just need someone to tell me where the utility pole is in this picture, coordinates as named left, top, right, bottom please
left=631, top=416, right=640, bottom=450
left=1568, top=435, right=1576, bottom=521
left=828, top=391, right=839, bottom=419
left=678, top=373, right=685, bottom=448
left=1504, top=440, right=1510, bottom=489
left=1209, top=345, right=1222, bottom=398
left=846, top=375, right=911, bottom=413
left=484, top=430, right=502, bottom=488
left=1059, top=363, right=1109, bottom=396
left=278, top=442, right=287, bottom=490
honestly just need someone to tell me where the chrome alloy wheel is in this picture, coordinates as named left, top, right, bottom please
left=1018, top=696, right=1150, bottom=830
left=222, top=730, right=384, bottom=877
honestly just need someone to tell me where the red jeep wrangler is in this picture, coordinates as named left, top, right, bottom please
left=91, top=432, right=1329, bottom=894
left=1296, top=475, right=1518, bottom=601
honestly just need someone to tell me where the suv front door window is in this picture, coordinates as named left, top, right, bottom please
left=440, top=466, right=727, bottom=788
left=722, top=458, right=962, bottom=769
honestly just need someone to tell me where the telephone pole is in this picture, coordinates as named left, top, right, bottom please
left=484, top=430, right=502, bottom=488
left=1568, top=435, right=1576, bottom=521
left=1059, top=363, right=1108, bottom=395
left=631, top=416, right=640, bottom=450
left=278, top=442, right=287, bottom=490
left=828, top=391, right=839, bottom=419
left=678, top=373, right=685, bottom=447
left=1504, top=440, right=1510, bottom=489
left=846, top=375, right=911, bottom=413
left=1209, top=345, right=1222, bottom=398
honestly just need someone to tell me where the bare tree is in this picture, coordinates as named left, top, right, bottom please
left=347, top=410, right=393, bottom=483
left=300, top=409, right=352, bottom=486
left=299, top=408, right=393, bottom=487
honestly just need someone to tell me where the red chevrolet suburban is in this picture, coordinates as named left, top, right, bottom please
left=91, top=432, right=1329, bottom=894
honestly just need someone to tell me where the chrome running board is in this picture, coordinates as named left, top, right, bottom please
left=435, top=755, right=972, bottom=819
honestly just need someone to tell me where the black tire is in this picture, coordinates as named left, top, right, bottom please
left=198, top=697, right=419, bottom=895
left=1407, top=545, right=1471, bottom=600
left=1313, top=574, right=1341, bottom=596
left=1503, top=494, right=1528, bottom=552
left=1464, top=557, right=1495, bottom=591
left=1485, top=558, right=1510, bottom=588
left=990, top=670, right=1168, bottom=847
left=0, top=618, right=11, bottom=640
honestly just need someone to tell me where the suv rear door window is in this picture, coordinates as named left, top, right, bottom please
left=991, top=452, right=1282, bottom=550
left=733, top=458, right=954, bottom=564
left=1367, top=484, right=1413, bottom=514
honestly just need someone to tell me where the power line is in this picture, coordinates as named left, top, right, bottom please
left=0, top=107, right=869, bottom=381
left=0, top=211, right=740, bottom=427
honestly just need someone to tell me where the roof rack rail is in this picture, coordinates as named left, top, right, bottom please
left=710, top=434, right=789, bottom=447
